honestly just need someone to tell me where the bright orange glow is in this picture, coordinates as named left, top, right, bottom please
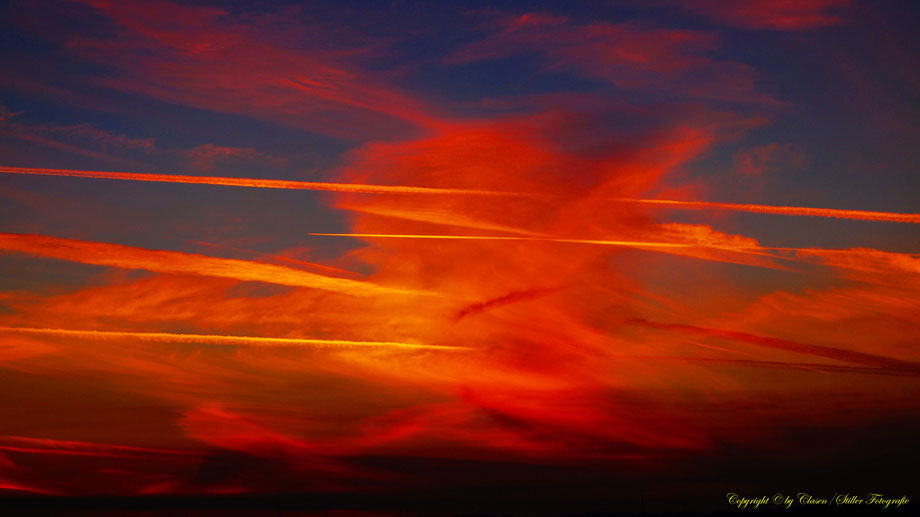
left=188, top=240, right=361, bottom=278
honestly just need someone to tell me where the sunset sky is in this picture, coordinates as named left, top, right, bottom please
left=0, top=0, right=918, bottom=513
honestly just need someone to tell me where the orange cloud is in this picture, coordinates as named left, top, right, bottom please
left=0, top=232, right=420, bottom=297
left=617, top=198, right=920, bottom=223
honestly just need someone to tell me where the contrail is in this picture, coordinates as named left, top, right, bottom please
left=627, top=319, right=920, bottom=373
left=308, top=232, right=920, bottom=275
left=0, top=166, right=531, bottom=197
left=6, top=166, right=916, bottom=222
left=0, top=326, right=468, bottom=350
left=309, top=232, right=915, bottom=260
left=308, top=233, right=695, bottom=249
left=0, top=233, right=421, bottom=297
left=617, top=198, right=920, bottom=224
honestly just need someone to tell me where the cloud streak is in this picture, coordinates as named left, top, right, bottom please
left=7, top=166, right=915, bottom=223
left=0, top=233, right=420, bottom=297
left=629, top=319, right=920, bottom=373
left=0, top=327, right=465, bottom=351
left=617, top=197, right=920, bottom=223
left=669, top=0, right=850, bottom=30
left=0, top=166, right=527, bottom=196
left=309, top=232, right=698, bottom=248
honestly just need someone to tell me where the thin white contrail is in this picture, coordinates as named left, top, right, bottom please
left=0, top=326, right=468, bottom=350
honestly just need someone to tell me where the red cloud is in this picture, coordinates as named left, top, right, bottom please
left=448, top=13, right=777, bottom=104
left=672, top=0, right=850, bottom=30
left=66, top=0, right=443, bottom=140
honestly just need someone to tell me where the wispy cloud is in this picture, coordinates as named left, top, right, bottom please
left=667, top=0, right=851, bottom=30
left=0, top=232, right=423, bottom=297
left=447, top=12, right=778, bottom=104
left=62, top=0, right=443, bottom=139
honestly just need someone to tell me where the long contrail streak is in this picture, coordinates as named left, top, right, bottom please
left=0, top=326, right=467, bottom=350
left=0, top=166, right=528, bottom=196
left=308, top=233, right=919, bottom=275
left=308, top=233, right=695, bottom=248
left=6, top=166, right=916, bottom=222
left=307, top=232, right=914, bottom=256
left=617, top=198, right=920, bottom=224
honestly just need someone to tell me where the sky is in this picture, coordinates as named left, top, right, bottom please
left=0, top=0, right=918, bottom=513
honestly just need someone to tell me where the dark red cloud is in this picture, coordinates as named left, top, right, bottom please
left=64, top=0, right=443, bottom=140
left=448, top=13, right=777, bottom=104
left=669, top=0, right=850, bottom=30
